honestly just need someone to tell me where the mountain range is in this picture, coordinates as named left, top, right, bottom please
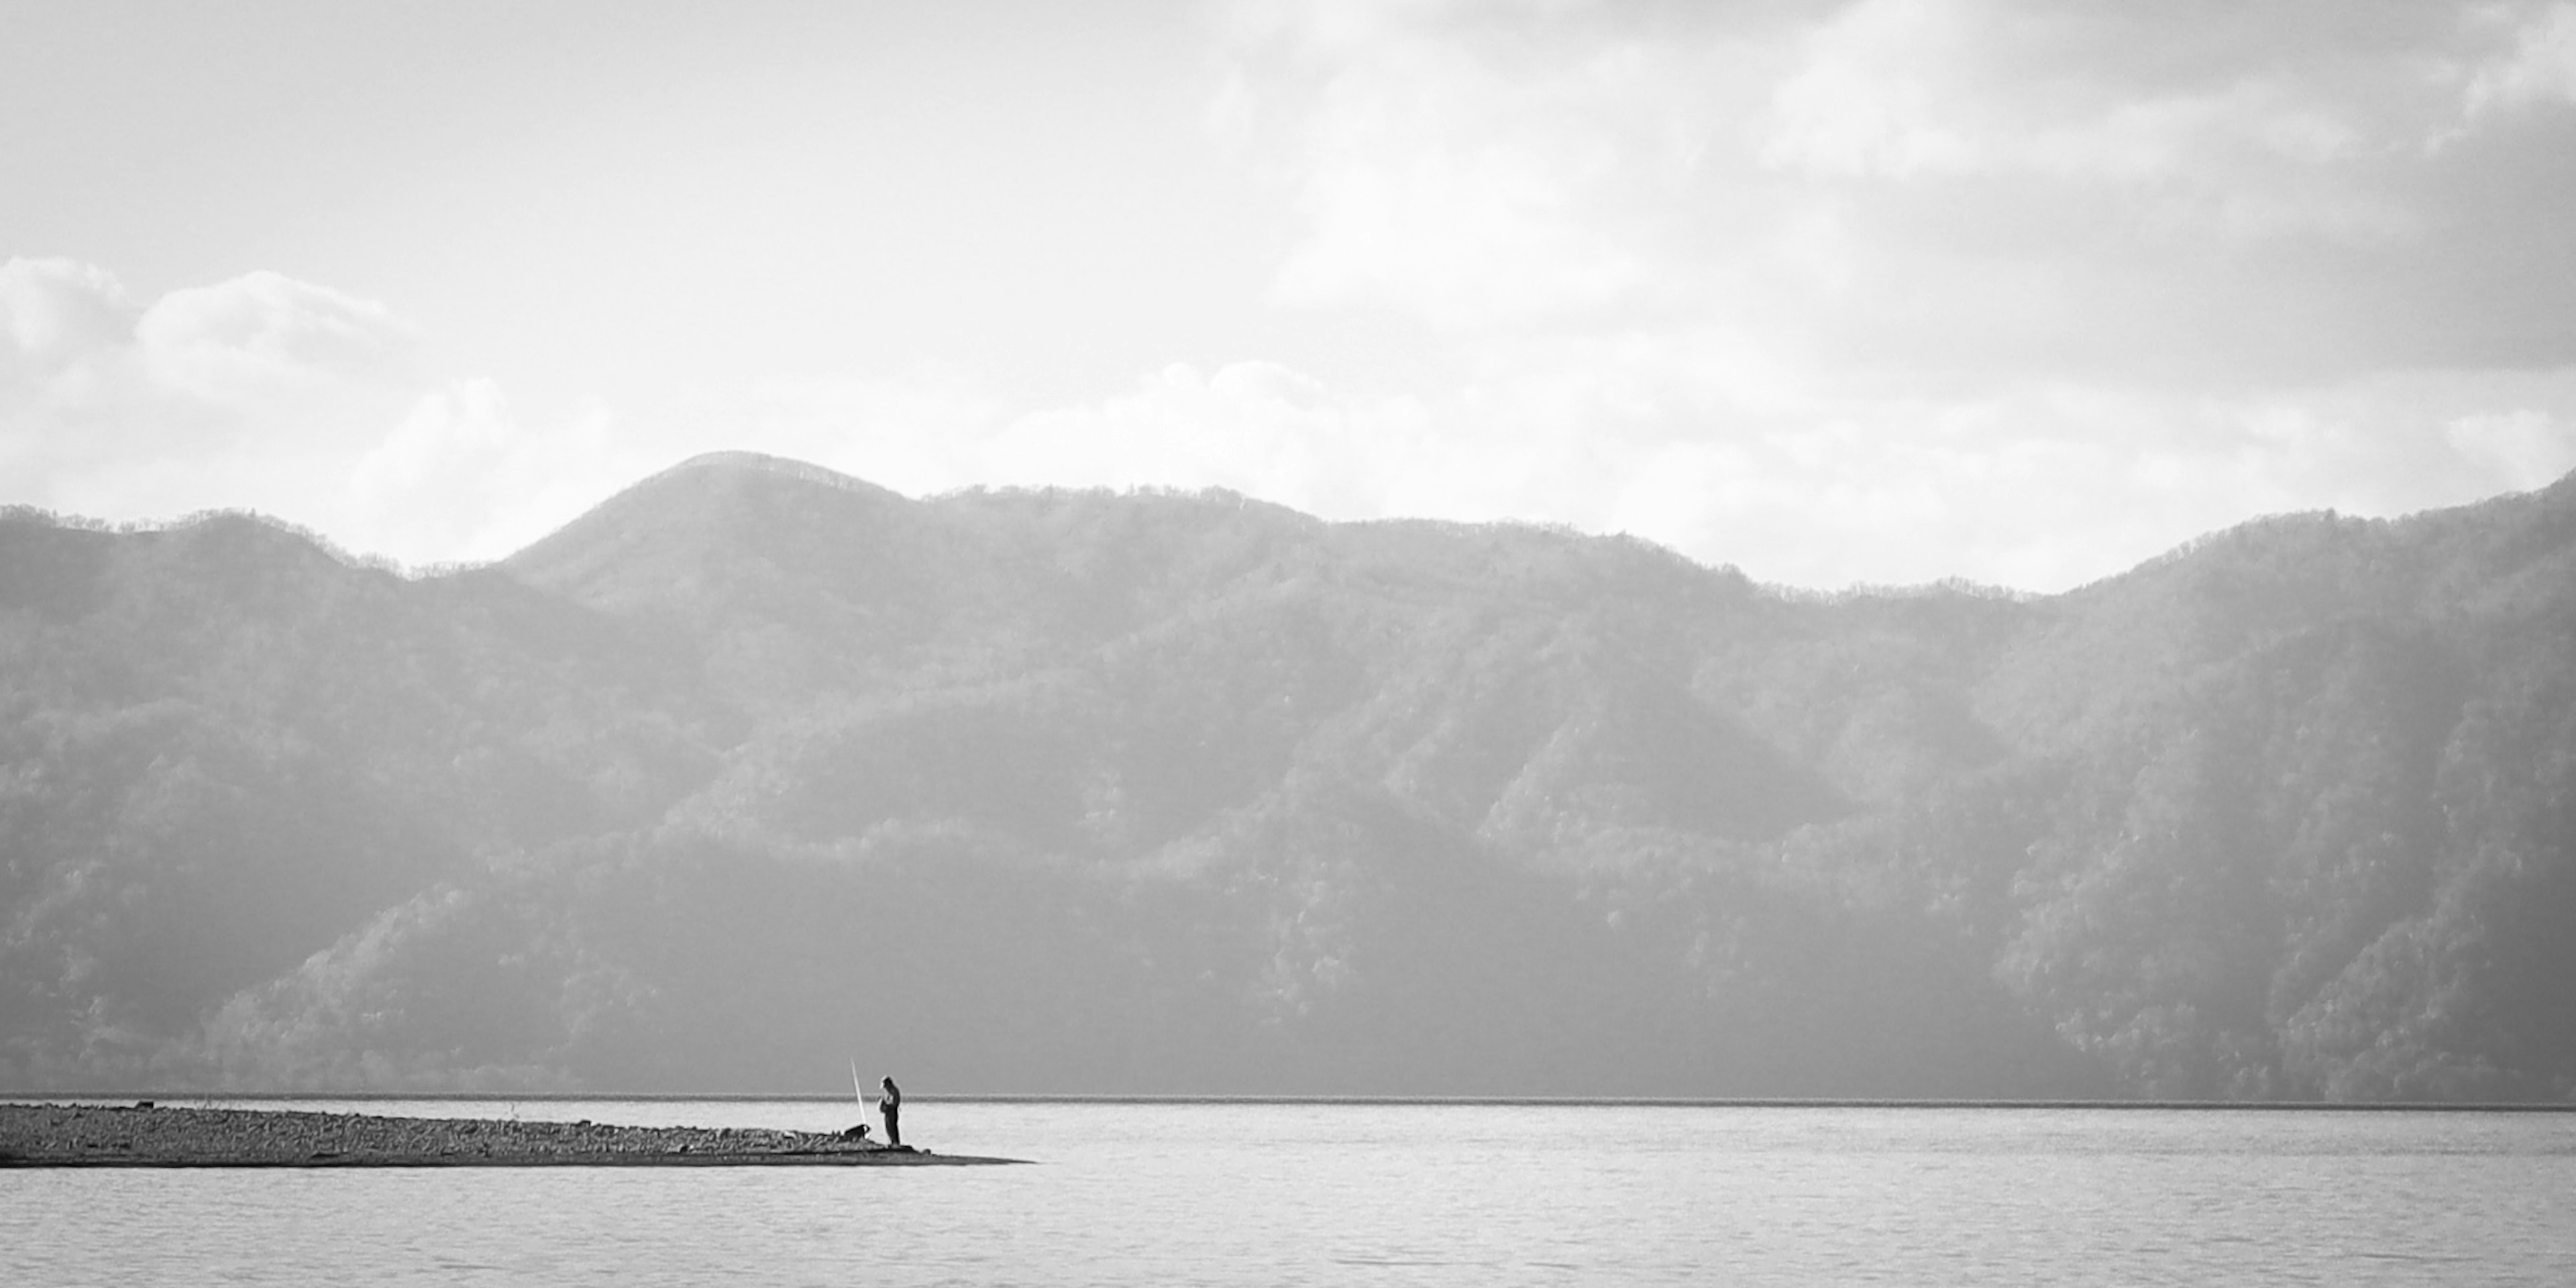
left=4, top=451, right=2571, bottom=1099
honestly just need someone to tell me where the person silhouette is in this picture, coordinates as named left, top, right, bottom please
left=879, top=1076, right=902, bottom=1147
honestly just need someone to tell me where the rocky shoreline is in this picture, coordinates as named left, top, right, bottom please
left=0, top=1102, right=1022, bottom=1167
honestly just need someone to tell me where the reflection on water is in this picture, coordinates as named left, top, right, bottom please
left=8, top=1101, right=2575, bottom=1286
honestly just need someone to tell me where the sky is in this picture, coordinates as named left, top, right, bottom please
left=5, top=0, right=2576, bottom=592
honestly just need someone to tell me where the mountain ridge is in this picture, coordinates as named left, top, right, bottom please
left=3, top=459, right=2570, bottom=1099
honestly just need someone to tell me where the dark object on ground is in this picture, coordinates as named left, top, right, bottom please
left=839, top=1124, right=871, bottom=1140
left=0, top=1103, right=1022, bottom=1167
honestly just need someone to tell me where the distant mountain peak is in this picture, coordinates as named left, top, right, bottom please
left=650, top=451, right=903, bottom=502
left=500, top=451, right=916, bottom=582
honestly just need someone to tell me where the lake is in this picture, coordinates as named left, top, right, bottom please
left=7, top=1098, right=2574, bottom=1285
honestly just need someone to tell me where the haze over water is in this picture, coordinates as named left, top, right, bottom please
left=8, top=1099, right=2573, bottom=1285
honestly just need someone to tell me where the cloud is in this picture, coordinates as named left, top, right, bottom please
left=136, top=270, right=417, bottom=404
left=985, top=362, right=1409, bottom=514
left=0, top=260, right=1020, bottom=566
left=686, top=360, right=1421, bottom=525
left=5, top=250, right=2573, bottom=592
left=1377, top=341, right=2576, bottom=589
left=345, top=381, right=621, bottom=564
left=1179, top=0, right=2576, bottom=586
left=730, top=343, right=2576, bottom=591
left=1759, top=0, right=1982, bottom=181
left=3, top=260, right=415, bottom=527
left=1, top=258, right=132, bottom=372
left=1222, top=0, right=2576, bottom=378
left=2466, top=3, right=2576, bottom=116
left=0, top=258, right=610, bottom=565
left=1758, top=0, right=2440, bottom=190
left=1222, top=0, right=1738, bottom=331
left=2444, top=406, right=2576, bottom=490
left=8, top=5, right=2575, bottom=592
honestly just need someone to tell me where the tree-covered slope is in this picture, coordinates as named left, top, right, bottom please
left=3, top=455, right=2569, bottom=1099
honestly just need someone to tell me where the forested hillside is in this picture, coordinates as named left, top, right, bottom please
left=5, top=452, right=2570, bottom=1099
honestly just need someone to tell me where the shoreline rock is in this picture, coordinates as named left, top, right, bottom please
left=0, top=1103, right=1022, bottom=1167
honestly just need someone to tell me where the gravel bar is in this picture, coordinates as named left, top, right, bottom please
left=0, top=1103, right=1024, bottom=1167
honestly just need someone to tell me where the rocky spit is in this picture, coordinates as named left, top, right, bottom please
left=0, top=1102, right=1020, bottom=1167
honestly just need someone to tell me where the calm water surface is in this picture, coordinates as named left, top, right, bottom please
left=7, top=1099, right=2574, bottom=1285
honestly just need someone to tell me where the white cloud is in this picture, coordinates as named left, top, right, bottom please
left=345, top=381, right=627, bottom=564
left=1760, top=0, right=2400, bottom=196
left=1224, top=0, right=2553, bottom=374
left=702, top=360, right=1433, bottom=526
left=2444, top=407, right=2576, bottom=490
left=1179, top=0, right=2576, bottom=588
left=134, top=270, right=417, bottom=405
left=1760, top=0, right=1981, bottom=180
left=8, top=5, right=2576, bottom=592
left=0, top=258, right=610, bottom=566
left=5, top=251, right=2573, bottom=592
left=2466, top=3, right=2576, bottom=115
left=855, top=345, right=2576, bottom=592
left=1227, top=1, right=1731, bottom=330
left=714, top=369, right=1010, bottom=498
left=1, top=258, right=132, bottom=370
left=3, top=261, right=397, bottom=525
left=989, top=362, right=1380, bottom=509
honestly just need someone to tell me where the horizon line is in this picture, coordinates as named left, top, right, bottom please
left=11, top=1091, right=2572, bottom=1112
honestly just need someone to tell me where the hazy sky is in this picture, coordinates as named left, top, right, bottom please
left=5, top=0, right=2575, bottom=590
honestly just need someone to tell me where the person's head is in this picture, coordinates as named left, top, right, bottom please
left=881, top=1076, right=896, bottom=1089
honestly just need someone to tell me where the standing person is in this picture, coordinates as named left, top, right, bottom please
left=879, top=1076, right=902, bottom=1147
